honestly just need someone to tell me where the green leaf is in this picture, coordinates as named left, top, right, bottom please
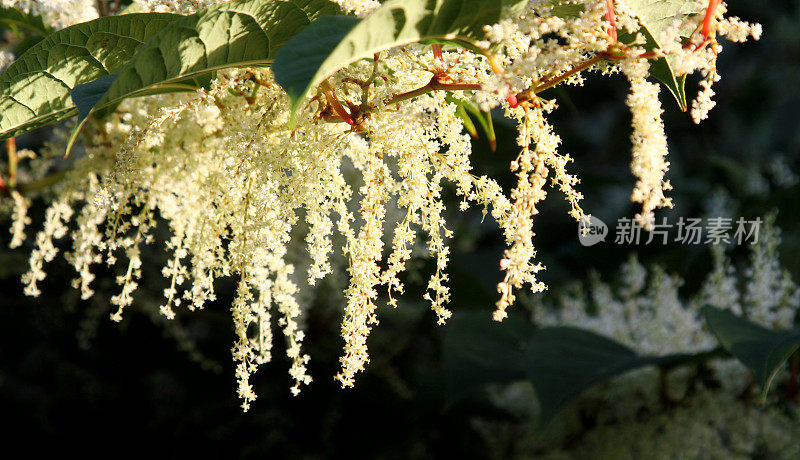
left=68, top=0, right=341, bottom=154
left=454, top=104, right=478, bottom=137
left=273, top=0, right=527, bottom=121
left=445, top=94, right=496, bottom=147
left=13, top=34, right=44, bottom=56
left=524, top=327, right=720, bottom=423
left=459, top=98, right=496, bottom=151
left=442, top=310, right=529, bottom=401
left=524, top=327, right=653, bottom=423
left=0, top=12, right=180, bottom=140
left=443, top=310, right=720, bottom=422
left=0, top=6, right=53, bottom=37
left=704, top=306, right=800, bottom=399
left=71, top=72, right=122, bottom=120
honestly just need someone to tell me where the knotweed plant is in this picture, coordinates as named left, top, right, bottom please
left=0, top=0, right=762, bottom=409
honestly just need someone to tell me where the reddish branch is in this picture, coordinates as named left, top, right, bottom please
left=318, top=48, right=482, bottom=128
left=432, top=44, right=444, bottom=62
left=388, top=75, right=481, bottom=105
left=701, top=0, right=723, bottom=40
left=509, top=54, right=606, bottom=108
left=320, top=80, right=356, bottom=126
left=605, top=0, right=618, bottom=41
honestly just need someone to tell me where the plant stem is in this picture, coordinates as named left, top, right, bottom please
left=534, top=55, right=603, bottom=93
left=360, top=53, right=381, bottom=113
left=6, top=137, right=17, bottom=189
left=516, top=54, right=604, bottom=104
left=432, top=44, right=444, bottom=73
left=605, top=0, right=617, bottom=42
left=320, top=80, right=355, bottom=126
left=701, top=0, right=722, bottom=39
left=388, top=77, right=481, bottom=105
left=432, top=44, right=443, bottom=62
left=787, top=352, right=799, bottom=401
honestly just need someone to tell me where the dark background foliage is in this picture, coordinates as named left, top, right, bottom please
left=1, top=0, right=799, bottom=457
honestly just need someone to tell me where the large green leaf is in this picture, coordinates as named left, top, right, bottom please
left=443, top=309, right=720, bottom=423
left=704, top=306, right=800, bottom=399
left=0, top=6, right=53, bottom=37
left=272, top=0, right=527, bottom=121
left=524, top=327, right=647, bottom=423
left=0, top=13, right=179, bottom=140
left=67, top=0, right=341, bottom=153
left=523, top=327, right=717, bottom=423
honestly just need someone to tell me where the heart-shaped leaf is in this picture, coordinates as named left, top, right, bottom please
left=0, top=12, right=180, bottom=140
left=704, top=306, right=800, bottom=399
left=523, top=327, right=717, bottom=423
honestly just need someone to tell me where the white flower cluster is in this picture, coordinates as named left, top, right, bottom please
left=481, top=0, right=761, bottom=227
left=621, top=59, right=673, bottom=228
left=330, top=0, right=379, bottom=17
left=0, top=48, right=13, bottom=72
left=473, top=380, right=800, bottom=458
left=1, top=0, right=764, bottom=406
left=13, top=54, right=519, bottom=407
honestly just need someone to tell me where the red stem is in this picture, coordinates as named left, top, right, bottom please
left=605, top=0, right=617, bottom=42
left=701, top=0, right=722, bottom=39
left=432, top=44, right=443, bottom=62
left=432, top=44, right=445, bottom=73
left=320, top=80, right=355, bottom=126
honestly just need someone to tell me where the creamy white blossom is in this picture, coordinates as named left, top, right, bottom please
left=0, top=0, right=764, bottom=408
